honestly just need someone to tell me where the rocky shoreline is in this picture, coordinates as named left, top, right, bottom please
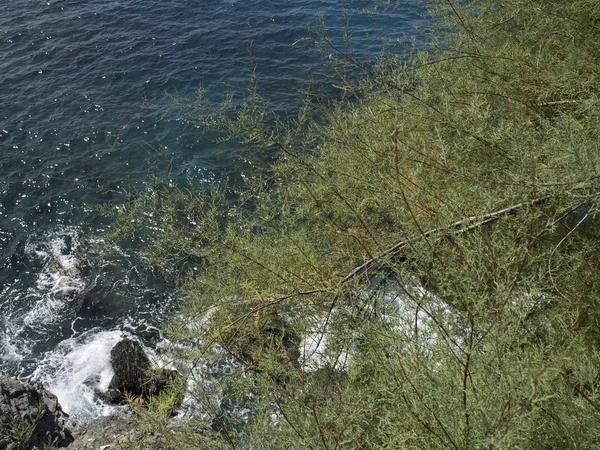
left=0, top=375, right=75, bottom=449
left=1, top=339, right=181, bottom=450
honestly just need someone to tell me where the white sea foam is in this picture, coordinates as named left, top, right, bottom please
left=299, top=317, right=351, bottom=373
left=0, top=329, right=23, bottom=364
left=0, top=227, right=89, bottom=376
left=21, top=227, right=85, bottom=327
left=32, top=329, right=124, bottom=421
left=297, top=280, right=463, bottom=372
left=390, top=282, right=458, bottom=340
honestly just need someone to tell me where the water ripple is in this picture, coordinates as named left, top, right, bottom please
left=0, top=0, right=427, bottom=408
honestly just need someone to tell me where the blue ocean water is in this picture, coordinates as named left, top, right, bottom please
left=0, top=0, right=426, bottom=419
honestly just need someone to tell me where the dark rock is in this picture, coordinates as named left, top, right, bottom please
left=104, top=339, right=183, bottom=409
left=0, top=375, right=75, bottom=449
left=107, top=338, right=151, bottom=401
left=147, top=368, right=185, bottom=416
left=145, top=368, right=180, bottom=397
left=222, top=318, right=301, bottom=391
left=94, top=386, right=123, bottom=405
left=262, top=320, right=301, bottom=368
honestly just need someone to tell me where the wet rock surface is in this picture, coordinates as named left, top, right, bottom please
left=0, top=376, right=178, bottom=450
left=0, top=375, right=75, bottom=449
left=103, top=338, right=182, bottom=407
left=1, top=341, right=184, bottom=449
left=106, top=338, right=152, bottom=402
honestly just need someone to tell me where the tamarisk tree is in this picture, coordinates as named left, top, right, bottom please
left=108, top=0, right=600, bottom=448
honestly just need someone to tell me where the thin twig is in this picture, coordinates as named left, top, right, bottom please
left=312, top=405, right=330, bottom=450
left=340, top=195, right=555, bottom=284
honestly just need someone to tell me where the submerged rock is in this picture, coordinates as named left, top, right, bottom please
left=0, top=375, right=75, bottom=449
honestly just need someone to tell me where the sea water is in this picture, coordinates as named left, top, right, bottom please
left=0, top=0, right=426, bottom=421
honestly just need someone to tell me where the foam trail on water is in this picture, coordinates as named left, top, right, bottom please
left=22, top=227, right=85, bottom=328
left=32, top=329, right=124, bottom=421
left=0, top=329, right=22, bottom=365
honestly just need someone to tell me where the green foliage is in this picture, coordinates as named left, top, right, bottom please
left=107, top=0, right=600, bottom=448
left=3, top=400, right=45, bottom=450
left=5, top=415, right=38, bottom=449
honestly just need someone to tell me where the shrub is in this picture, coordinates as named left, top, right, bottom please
left=108, top=0, right=600, bottom=448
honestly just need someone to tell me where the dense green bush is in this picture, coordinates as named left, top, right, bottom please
left=108, top=0, right=600, bottom=447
